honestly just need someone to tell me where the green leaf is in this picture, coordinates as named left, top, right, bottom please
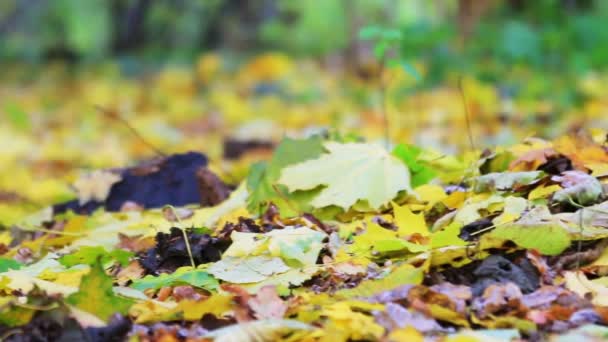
left=5, top=103, right=30, bottom=131
left=401, top=61, right=421, bottom=81
left=483, top=223, right=571, bottom=256
left=0, top=258, right=22, bottom=272
left=375, top=239, right=428, bottom=254
left=131, top=267, right=218, bottom=291
left=392, top=144, right=436, bottom=187
left=59, top=246, right=132, bottom=267
left=0, top=302, right=35, bottom=327
left=373, top=41, right=388, bottom=60
left=350, top=221, right=427, bottom=258
left=66, top=259, right=133, bottom=322
left=431, top=222, right=468, bottom=249
left=381, top=28, right=402, bottom=42
left=246, top=136, right=325, bottom=216
left=279, top=142, right=412, bottom=210
left=267, top=136, right=325, bottom=180
left=359, top=26, right=382, bottom=40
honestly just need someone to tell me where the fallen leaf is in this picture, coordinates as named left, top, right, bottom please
left=564, top=271, right=608, bottom=306
left=323, top=302, right=385, bottom=340
left=247, top=136, right=325, bottom=216
left=474, top=171, right=544, bottom=192
left=387, top=326, right=424, bottom=342
left=336, top=263, right=424, bottom=298
left=374, top=302, right=443, bottom=333
left=177, top=294, right=234, bottom=320
left=392, top=202, right=429, bottom=237
left=509, top=148, right=557, bottom=171
left=204, top=319, right=311, bottom=342
left=222, top=226, right=326, bottom=267
left=552, top=171, right=603, bottom=205
left=208, top=256, right=290, bottom=283
left=481, top=205, right=571, bottom=255
left=279, top=142, right=412, bottom=210
left=72, top=170, right=122, bottom=205
left=66, top=259, right=133, bottom=322
left=392, top=144, right=437, bottom=187
left=59, top=246, right=132, bottom=267
left=130, top=267, right=218, bottom=291
left=248, top=285, right=288, bottom=319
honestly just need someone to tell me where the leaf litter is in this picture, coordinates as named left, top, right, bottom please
left=5, top=59, right=608, bottom=342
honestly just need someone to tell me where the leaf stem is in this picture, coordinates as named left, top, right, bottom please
left=164, top=205, right=196, bottom=268
left=457, top=77, right=476, bottom=152
left=95, top=105, right=167, bottom=158
left=566, top=196, right=586, bottom=270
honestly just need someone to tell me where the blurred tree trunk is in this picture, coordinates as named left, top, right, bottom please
left=200, top=0, right=279, bottom=51
left=111, top=0, right=151, bottom=53
left=457, top=0, right=496, bottom=42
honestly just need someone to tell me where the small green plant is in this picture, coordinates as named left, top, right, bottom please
left=359, top=25, right=419, bottom=147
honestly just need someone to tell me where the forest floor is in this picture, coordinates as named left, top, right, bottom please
left=2, top=54, right=608, bottom=341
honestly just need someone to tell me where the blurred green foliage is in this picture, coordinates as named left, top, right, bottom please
left=1, top=0, right=608, bottom=93
left=398, top=4, right=608, bottom=73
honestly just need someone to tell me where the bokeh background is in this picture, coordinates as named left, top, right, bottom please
left=2, top=0, right=608, bottom=222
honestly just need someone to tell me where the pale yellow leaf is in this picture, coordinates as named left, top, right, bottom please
left=279, top=142, right=412, bottom=210
left=72, top=170, right=121, bottom=205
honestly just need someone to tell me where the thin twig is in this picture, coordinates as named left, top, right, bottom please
left=13, top=226, right=86, bottom=237
left=379, top=57, right=390, bottom=149
left=457, top=77, right=476, bottom=152
left=0, top=328, right=22, bottom=341
left=164, top=205, right=196, bottom=268
left=567, top=196, right=587, bottom=270
left=95, top=105, right=167, bottom=158
left=457, top=76, right=480, bottom=197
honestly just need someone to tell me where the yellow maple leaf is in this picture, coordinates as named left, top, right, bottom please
left=415, top=184, right=447, bottom=208
left=528, top=184, right=562, bottom=200
left=443, top=191, right=467, bottom=209
left=131, top=300, right=176, bottom=324
left=392, top=202, right=429, bottom=237
left=321, top=302, right=384, bottom=341
left=388, top=326, right=424, bottom=342
left=177, top=294, right=234, bottom=320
